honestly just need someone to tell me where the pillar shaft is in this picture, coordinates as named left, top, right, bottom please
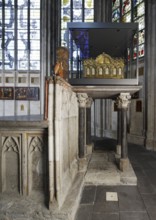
left=77, top=93, right=88, bottom=158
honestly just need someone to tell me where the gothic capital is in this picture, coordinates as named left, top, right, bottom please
left=116, top=93, right=131, bottom=109
left=86, top=97, right=93, bottom=108
left=77, top=93, right=88, bottom=108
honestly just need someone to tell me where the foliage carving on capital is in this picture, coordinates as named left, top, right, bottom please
left=86, top=97, right=93, bottom=108
left=77, top=93, right=88, bottom=108
left=116, top=93, right=131, bottom=109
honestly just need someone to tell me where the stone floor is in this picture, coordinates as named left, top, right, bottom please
left=75, top=139, right=156, bottom=220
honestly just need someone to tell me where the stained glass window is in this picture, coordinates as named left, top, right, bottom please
left=112, top=0, right=145, bottom=58
left=61, top=0, right=94, bottom=47
left=0, top=0, right=40, bottom=71
left=61, top=0, right=94, bottom=72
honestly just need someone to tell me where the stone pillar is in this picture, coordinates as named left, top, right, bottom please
left=94, top=0, right=112, bottom=22
left=86, top=97, right=93, bottom=154
left=145, top=0, right=156, bottom=151
left=77, top=93, right=88, bottom=158
left=116, top=108, right=122, bottom=156
left=116, top=93, right=131, bottom=171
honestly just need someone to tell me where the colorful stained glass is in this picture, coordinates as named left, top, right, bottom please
left=122, top=11, right=131, bottom=22
left=139, top=30, right=144, bottom=44
left=133, top=2, right=144, bottom=19
left=112, top=8, right=120, bottom=21
left=139, top=44, right=144, bottom=57
left=112, top=0, right=120, bottom=11
left=135, top=16, right=145, bottom=30
left=133, top=0, right=144, bottom=7
left=122, top=0, right=131, bottom=15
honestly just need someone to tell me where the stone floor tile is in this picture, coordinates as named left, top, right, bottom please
left=75, top=204, right=93, bottom=220
left=118, top=187, right=146, bottom=211
left=147, top=212, right=156, bottom=220
left=137, top=176, right=156, bottom=194
left=80, top=185, right=96, bottom=204
left=93, top=201, right=119, bottom=213
left=141, top=194, right=156, bottom=212
left=120, top=211, right=150, bottom=220
left=91, top=213, right=119, bottom=220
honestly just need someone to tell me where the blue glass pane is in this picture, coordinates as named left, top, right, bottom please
left=73, top=0, right=82, bottom=8
left=4, top=31, right=15, bottom=69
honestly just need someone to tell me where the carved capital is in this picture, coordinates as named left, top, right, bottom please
left=77, top=93, right=88, bottom=108
left=116, top=93, right=131, bottom=109
left=86, top=97, right=93, bottom=108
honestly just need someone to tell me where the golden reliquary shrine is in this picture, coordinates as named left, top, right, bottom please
left=83, top=52, right=125, bottom=79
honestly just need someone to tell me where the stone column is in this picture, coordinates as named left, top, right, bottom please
left=145, top=0, right=156, bottom=151
left=86, top=97, right=93, bottom=154
left=116, top=93, right=131, bottom=171
left=116, top=108, right=122, bottom=157
left=77, top=93, right=88, bottom=158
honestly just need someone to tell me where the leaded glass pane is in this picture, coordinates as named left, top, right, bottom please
left=112, top=0, right=120, bottom=11
left=62, top=8, right=71, bottom=20
left=133, top=0, right=144, bottom=7
left=30, top=19, right=40, bottom=29
left=61, top=20, right=68, bottom=29
left=30, top=40, right=40, bottom=50
left=17, top=51, right=28, bottom=70
left=73, top=0, right=82, bottom=8
left=4, top=49, right=14, bottom=69
left=112, top=8, right=120, bottom=22
left=139, top=30, right=144, bottom=44
left=30, top=10, right=40, bottom=20
left=85, top=9, right=94, bottom=20
left=135, top=16, right=144, bottom=30
left=122, top=0, right=131, bottom=15
left=61, top=0, right=70, bottom=8
left=30, top=0, right=40, bottom=9
left=73, top=9, right=82, bottom=20
left=133, top=2, right=144, bottom=20
left=139, top=44, right=144, bottom=57
left=85, top=0, right=94, bottom=8
left=122, top=11, right=131, bottom=22
left=30, top=51, right=40, bottom=60
left=30, top=60, right=40, bottom=70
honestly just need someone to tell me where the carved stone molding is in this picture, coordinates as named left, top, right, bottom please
left=86, top=97, right=93, bottom=108
left=116, top=93, right=131, bottom=109
left=55, top=76, right=72, bottom=90
left=77, top=93, right=88, bottom=108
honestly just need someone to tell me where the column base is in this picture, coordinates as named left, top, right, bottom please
left=116, top=144, right=121, bottom=156
left=119, top=158, right=130, bottom=172
left=78, top=158, right=88, bottom=172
